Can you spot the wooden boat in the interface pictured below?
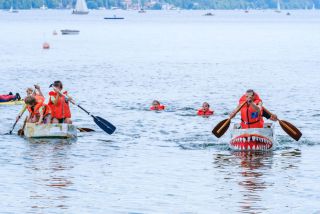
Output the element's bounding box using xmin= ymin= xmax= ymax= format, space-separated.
xmin=61 ymin=30 xmax=80 ymax=35
xmin=230 ymin=123 xmax=275 ymax=151
xmin=24 ymin=123 xmax=77 ymax=138
xmin=0 ymin=100 xmax=24 ymax=105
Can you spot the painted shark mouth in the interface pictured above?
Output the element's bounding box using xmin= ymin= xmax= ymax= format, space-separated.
xmin=230 ymin=134 xmax=273 ymax=151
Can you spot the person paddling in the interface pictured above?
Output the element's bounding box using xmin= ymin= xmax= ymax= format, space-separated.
xmin=150 ymin=100 xmax=165 ymax=111
xmin=16 ymin=85 xmax=45 ymax=121
xmin=48 ymin=81 xmax=72 ymax=124
xmin=25 ymin=96 xmax=51 ymax=125
xmin=197 ymin=102 xmax=214 ymax=116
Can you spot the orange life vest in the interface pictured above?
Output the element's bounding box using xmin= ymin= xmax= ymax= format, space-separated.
xmin=35 ymin=94 xmax=45 ymax=103
xmin=197 ymin=109 xmax=214 ymax=116
xmin=150 ymin=105 xmax=165 ymax=111
xmin=48 ymin=91 xmax=71 ymax=119
xmin=239 ymin=93 xmax=264 ymax=129
xmin=27 ymin=103 xmax=51 ymax=117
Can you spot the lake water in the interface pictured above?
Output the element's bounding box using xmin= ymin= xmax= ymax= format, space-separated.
xmin=0 ymin=9 xmax=320 ymax=213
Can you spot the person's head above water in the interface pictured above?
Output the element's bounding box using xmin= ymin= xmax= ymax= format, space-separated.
xmin=202 ymin=102 xmax=210 ymax=111
xmin=152 ymin=100 xmax=161 ymax=107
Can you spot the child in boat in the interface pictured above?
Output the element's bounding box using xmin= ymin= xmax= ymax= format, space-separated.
xmin=48 ymin=81 xmax=73 ymax=124
xmin=16 ymin=85 xmax=45 ymax=121
xmin=25 ymin=96 xmax=51 ymax=125
xmin=150 ymin=100 xmax=165 ymax=111
xmin=197 ymin=102 xmax=214 ymax=116
xmin=0 ymin=92 xmax=21 ymax=102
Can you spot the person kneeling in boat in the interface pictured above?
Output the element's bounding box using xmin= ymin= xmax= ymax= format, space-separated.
xmin=25 ymin=96 xmax=51 ymax=125
xmin=16 ymin=85 xmax=45 ymax=121
xmin=197 ymin=102 xmax=214 ymax=116
xmin=231 ymin=89 xmax=264 ymax=129
xmin=48 ymin=81 xmax=72 ymax=124
xmin=150 ymin=100 xmax=165 ymax=111
xmin=0 ymin=92 xmax=21 ymax=102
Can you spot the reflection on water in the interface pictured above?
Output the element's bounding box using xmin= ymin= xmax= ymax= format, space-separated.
xmin=25 ymin=139 xmax=75 ymax=212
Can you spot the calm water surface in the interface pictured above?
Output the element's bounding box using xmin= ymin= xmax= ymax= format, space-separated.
xmin=0 ymin=10 xmax=320 ymax=213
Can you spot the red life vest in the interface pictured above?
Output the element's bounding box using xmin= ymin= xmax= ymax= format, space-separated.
xmin=197 ymin=109 xmax=214 ymax=116
xmin=48 ymin=91 xmax=71 ymax=119
xmin=35 ymin=95 xmax=45 ymax=103
xmin=27 ymin=103 xmax=51 ymax=117
xmin=239 ymin=93 xmax=264 ymax=129
xmin=150 ymin=105 xmax=165 ymax=111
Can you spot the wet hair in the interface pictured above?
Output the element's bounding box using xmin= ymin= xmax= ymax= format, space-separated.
xmin=25 ymin=96 xmax=36 ymax=106
xmin=203 ymin=102 xmax=210 ymax=108
xmin=53 ymin=80 xmax=63 ymax=89
xmin=246 ymin=89 xmax=254 ymax=94
xmin=26 ymin=88 xmax=33 ymax=93
xmin=152 ymin=100 xmax=160 ymax=105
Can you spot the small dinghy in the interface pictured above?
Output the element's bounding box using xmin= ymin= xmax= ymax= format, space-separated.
xmin=24 ymin=123 xmax=77 ymax=139
xmin=230 ymin=123 xmax=275 ymax=151
xmin=61 ymin=29 xmax=80 ymax=35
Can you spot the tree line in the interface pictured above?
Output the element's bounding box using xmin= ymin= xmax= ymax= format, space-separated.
xmin=0 ymin=0 xmax=318 ymax=10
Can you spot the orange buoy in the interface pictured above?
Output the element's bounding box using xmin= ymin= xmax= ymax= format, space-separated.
xmin=42 ymin=42 xmax=50 ymax=49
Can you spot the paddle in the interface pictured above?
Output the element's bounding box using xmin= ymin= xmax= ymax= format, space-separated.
xmin=263 ymin=107 xmax=302 ymax=141
xmin=6 ymin=118 xmax=20 ymax=135
xmin=18 ymin=116 xmax=28 ymax=136
xmin=52 ymin=88 xmax=116 ymax=135
xmin=212 ymin=102 xmax=246 ymax=138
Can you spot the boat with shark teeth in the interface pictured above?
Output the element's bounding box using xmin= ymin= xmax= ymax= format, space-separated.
xmin=230 ymin=123 xmax=275 ymax=151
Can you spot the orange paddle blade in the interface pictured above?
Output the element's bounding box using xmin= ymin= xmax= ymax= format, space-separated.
xmin=279 ymin=120 xmax=302 ymax=141
xmin=212 ymin=119 xmax=231 ymax=138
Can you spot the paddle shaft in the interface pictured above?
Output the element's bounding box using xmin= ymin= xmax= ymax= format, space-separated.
xmin=263 ymin=107 xmax=298 ymax=135
xmin=217 ymin=102 xmax=246 ymax=134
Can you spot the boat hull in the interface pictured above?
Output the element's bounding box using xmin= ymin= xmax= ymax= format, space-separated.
xmin=72 ymin=11 xmax=89 ymax=15
xmin=0 ymin=100 xmax=24 ymax=105
xmin=24 ymin=123 xmax=77 ymax=139
xmin=230 ymin=123 xmax=275 ymax=151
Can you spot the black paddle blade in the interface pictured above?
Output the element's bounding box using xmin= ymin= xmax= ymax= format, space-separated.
xmin=77 ymin=127 xmax=95 ymax=132
xmin=279 ymin=120 xmax=302 ymax=141
xmin=92 ymin=116 xmax=116 ymax=135
xmin=212 ymin=119 xmax=230 ymax=138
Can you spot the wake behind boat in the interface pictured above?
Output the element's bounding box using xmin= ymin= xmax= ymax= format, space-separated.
xmin=24 ymin=123 xmax=77 ymax=138
xmin=230 ymin=123 xmax=275 ymax=151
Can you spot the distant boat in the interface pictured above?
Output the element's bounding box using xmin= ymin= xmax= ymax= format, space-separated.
xmin=138 ymin=8 xmax=146 ymax=13
xmin=40 ymin=4 xmax=48 ymax=10
xmin=72 ymin=0 xmax=89 ymax=15
xmin=61 ymin=29 xmax=80 ymax=35
xmin=275 ymin=0 xmax=281 ymax=13
xmin=9 ymin=6 xmax=19 ymax=13
xmin=204 ymin=12 xmax=214 ymax=16
xmin=104 ymin=15 xmax=124 ymax=20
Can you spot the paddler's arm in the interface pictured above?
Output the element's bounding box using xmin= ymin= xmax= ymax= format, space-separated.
xmin=34 ymin=85 xmax=44 ymax=97
xmin=36 ymin=107 xmax=44 ymax=125
xmin=248 ymin=100 xmax=261 ymax=114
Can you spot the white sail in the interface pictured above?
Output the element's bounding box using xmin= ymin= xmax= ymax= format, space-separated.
xmin=277 ymin=0 xmax=281 ymax=11
xmin=73 ymin=0 xmax=89 ymax=14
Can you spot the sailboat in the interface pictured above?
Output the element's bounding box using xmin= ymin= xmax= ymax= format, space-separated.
xmin=275 ymin=0 xmax=281 ymax=13
xmin=72 ymin=0 xmax=89 ymax=14
xmin=40 ymin=0 xmax=48 ymax=10
xmin=9 ymin=0 xmax=18 ymax=13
